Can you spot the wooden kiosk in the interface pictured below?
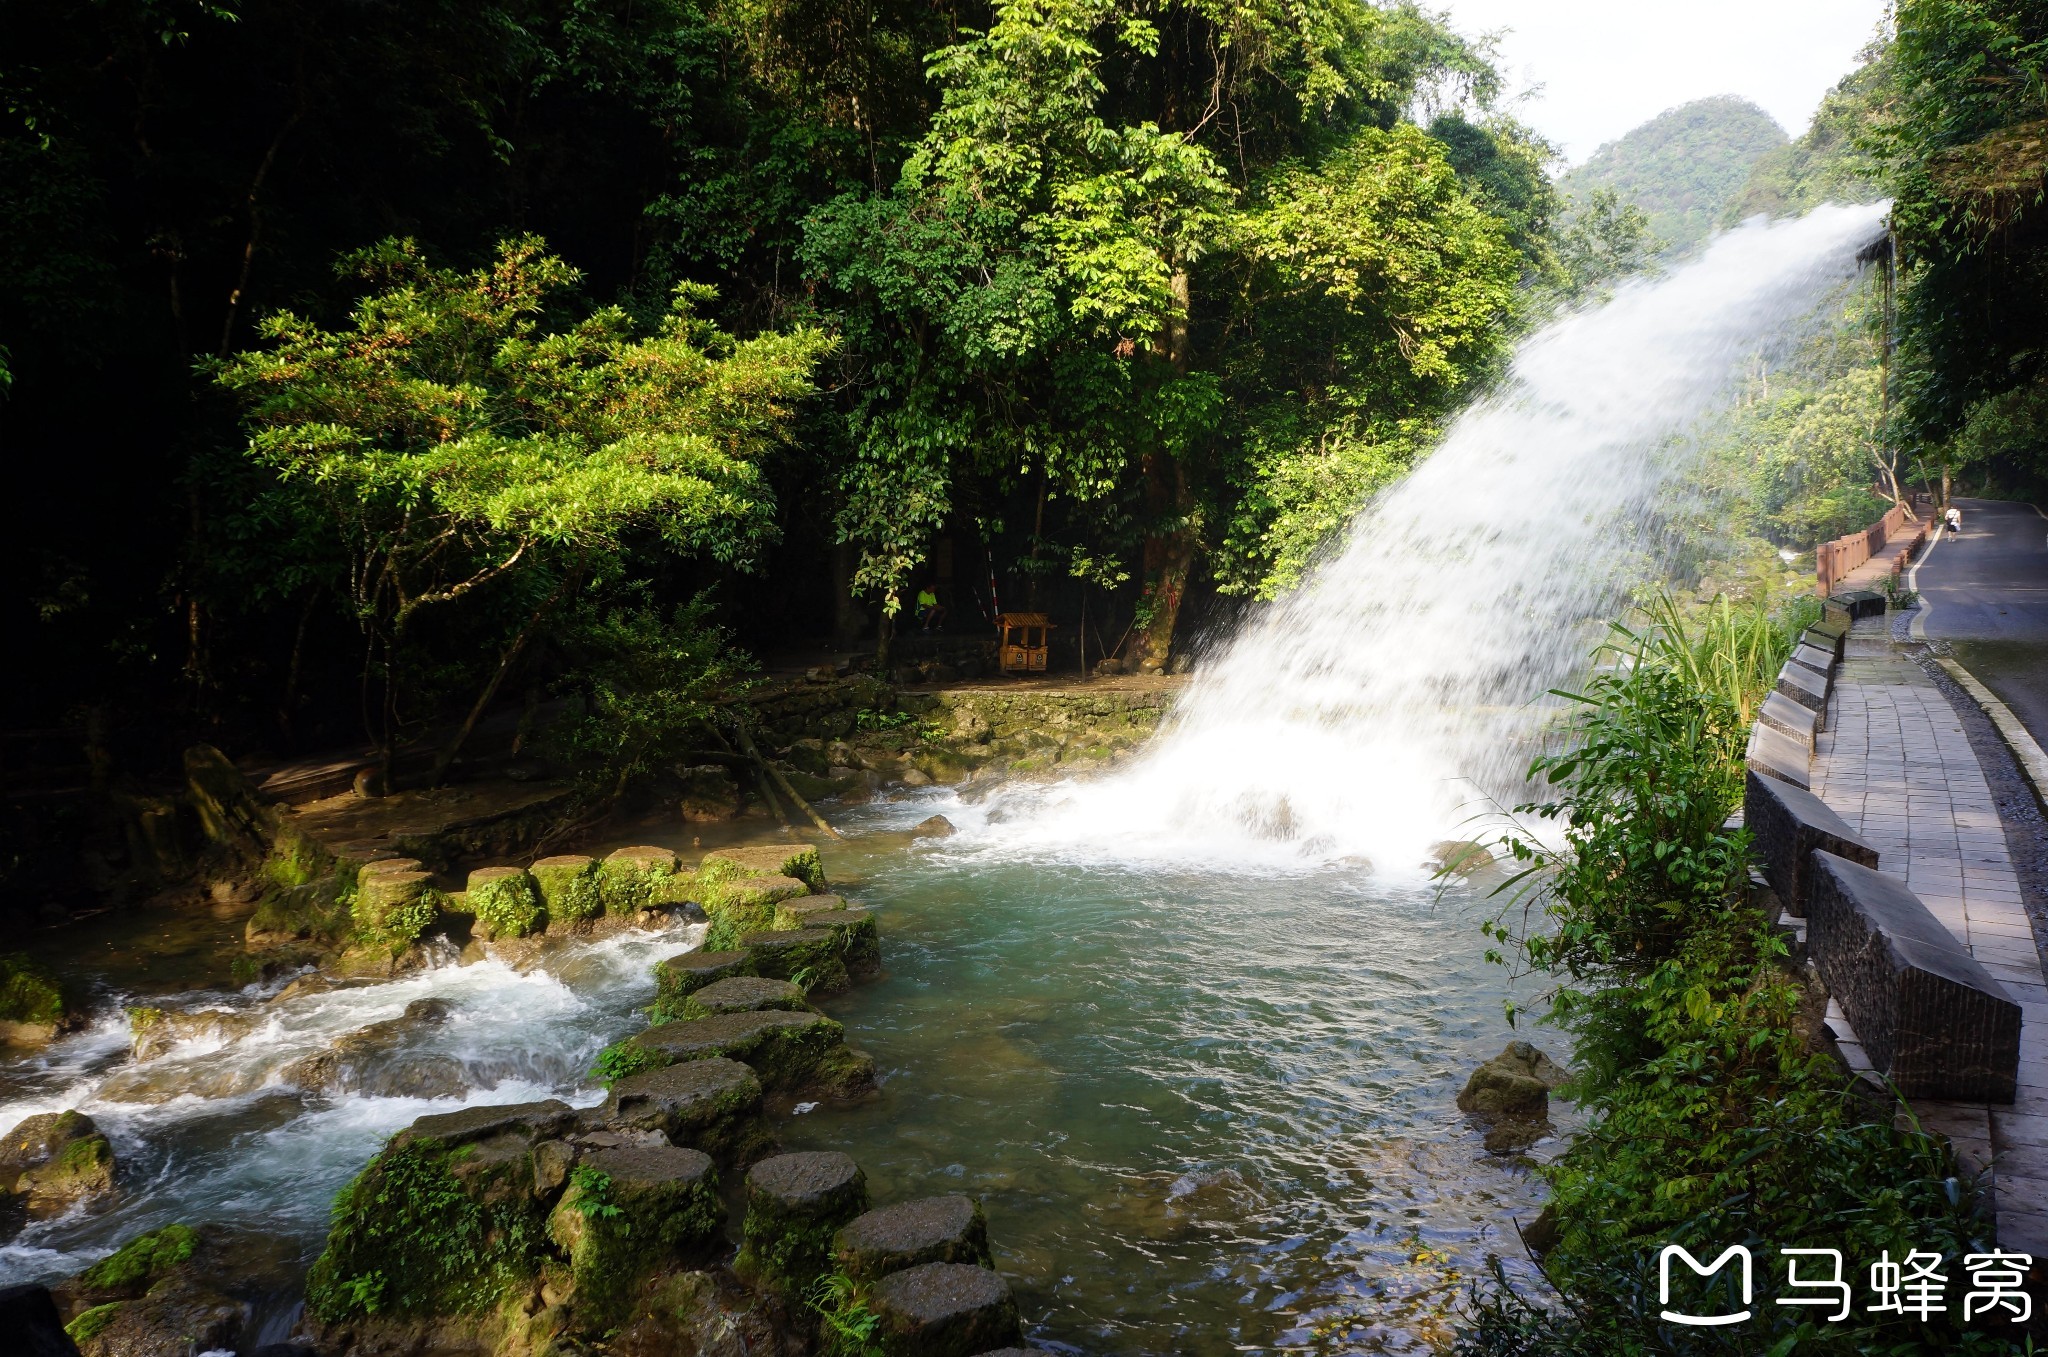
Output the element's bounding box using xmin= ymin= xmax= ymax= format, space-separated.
xmin=995 ymin=612 xmax=1053 ymax=675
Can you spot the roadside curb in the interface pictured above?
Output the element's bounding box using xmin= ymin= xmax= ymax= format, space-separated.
xmin=1936 ymin=655 xmax=2048 ymax=813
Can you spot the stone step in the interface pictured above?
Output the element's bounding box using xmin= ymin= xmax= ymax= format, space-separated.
xmin=625 ymin=1009 xmax=875 ymax=1098
xmin=738 ymin=1150 xmax=869 ymax=1292
xmin=600 ymin=1057 xmax=769 ymax=1161
xmin=835 ymin=1195 xmax=993 ymax=1282
xmin=680 ymin=975 xmax=808 ymax=1018
xmin=656 ymin=949 xmax=750 ymax=1000
xmin=867 ymin=1262 xmax=1022 ymax=1357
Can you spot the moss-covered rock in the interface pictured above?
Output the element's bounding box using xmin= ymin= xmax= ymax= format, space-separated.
xmin=741 ymin=927 xmax=848 ymax=995
xmin=127 ymin=1005 xmax=257 ymax=1062
xmin=700 ymin=874 xmax=812 ymax=952
xmin=679 ymin=975 xmax=807 ymax=1019
xmin=72 ymin=1222 xmax=198 ymax=1296
xmin=307 ymin=1101 xmax=576 ymax=1323
xmin=625 ymin=1010 xmax=874 ymax=1098
xmin=529 ymin=854 xmax=603 ymax=926
xmin=0 ymin=953 xmax=69 ymax=1045
xmin=546 ymin=1146 xmax=722 ymax=1332
xmin=701 ymin=842 xmax=825 ymax=891
xmin=736 ymin=1151 xmax=868 ymax=1294
xmin=655 ymin=949 xmax=750 ymax=1003
xmin=598 ymin=845 xmax=682 ymax=914
xmin=771 ymin=893 xmax=847 ymax=929
xmin=351 ymin=859 xmax=442 ymax=945
xmin=0 ymin=1110 xmax=116 ymax=1216
xmin=601 ymin=1057 xmax=772 ymax=1162
xmin=786 ymin=907 xmax=881 ymax=980
xmin=466 ymin=866 xmax=544 ymax=939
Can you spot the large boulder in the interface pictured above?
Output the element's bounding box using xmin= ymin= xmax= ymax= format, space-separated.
xmin=0 ymin=1112 xmax=116 ymax=1220
xmin=737 ymin=1151 xmax=868 ymax=1293
xmin=866 ymin=1263 xmax=1022 ymax=1357
xmin=834 ymin=1195 xmax=992 ymax=1283
xmin=127 ymin=1005 xmax=258 ymax=1062
xmin=53 ymin=1223 xmax=299 ymax=1357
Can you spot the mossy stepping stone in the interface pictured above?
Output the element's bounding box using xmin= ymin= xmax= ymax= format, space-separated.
xmin=834 ymin=1195 xmax=992 ymax=1282
xmin=599 ymin=846 xmax=682 ymax=913
xmin=741 ymin=928 xmax=847 ymax=993
xmin=352 ymin=866 xmax=439 ymax=943
xmin=466 ymin=866 xmax=543 ymax=939
xmin=867 ymin=1262 xmax=1021 ymax=1357
xmin=701 ymin=875 xmax=813 ymax=950
xmin=548 ymin=1143 xmax=722 ymax=1330
xmin=530 ymin=855 xmax=603 ymax=925
xmin=772 ymin=893 xmax=847 ymax=928
xmin=788 ymin=907 xmax=880 ymax=979
xmin=626 ymin=1010 xmax=853 ymax=1093
xmin=602 ymin=1057 xmax=767 ymax=1160
xmin=738 ymin=1151 xmax=868 ymax=1292
xmin=681 ymin=976 xmax=807 ymax=1019
xmin=655 ymin=949 xmax=749 ymax=1001
xmin=397 ymin=1098 xmax=578 ymax=1150
xmin=701 ymin=843 xmax=825 ymax=891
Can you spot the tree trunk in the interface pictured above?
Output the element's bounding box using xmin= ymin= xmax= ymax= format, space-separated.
xmin=429 ymin=572 xmax=575 ymax=787
xmin=1134 ymin=267 xmax=1197 ymax=672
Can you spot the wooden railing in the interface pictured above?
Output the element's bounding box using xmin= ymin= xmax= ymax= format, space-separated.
xmin=1815 ymin=495 xmax=1932 ymax=597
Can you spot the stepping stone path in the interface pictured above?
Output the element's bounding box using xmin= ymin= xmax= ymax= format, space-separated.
xmin=681 ymin=975 xmax=807 ymax=1018
xmin=867 ymin=1262 xmax=1022 ymax=1357
xmin=601 ymin=1057 xmax=768 ymax=1160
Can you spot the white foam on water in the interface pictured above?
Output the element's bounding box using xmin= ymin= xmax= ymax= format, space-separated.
xmin=956 ymin=203 xmax=1889 ymax=873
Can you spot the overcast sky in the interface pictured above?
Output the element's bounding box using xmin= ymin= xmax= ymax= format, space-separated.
xmin=1432 ymin=1 xmax=1890 ymax=164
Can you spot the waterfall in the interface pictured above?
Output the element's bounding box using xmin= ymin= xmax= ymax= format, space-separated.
xmin=976 ymin=203 xmax=1890 ymax=871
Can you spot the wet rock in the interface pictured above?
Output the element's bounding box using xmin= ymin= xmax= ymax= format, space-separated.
xmin=128 ymin=1005 xmax=258 ymax=1062
xmin=352 ymin=767 xmax=388 ymax=799
xmin=678 ymin=764 xmax=741 ymax=823
xmin=530 ymin=854 xmax=605 ymax=927
xmin=901 ymin=769 xmax=934 ymax=788
xmin=627 ymin=1011 xmax=875 ymax=1099
xmin=912 ymin=815 xmax=957 ymax=839
xmin=782 ymin=740 xmax=830 ymax=776
xmin=0 ymin=1111 xmax=116 ymax=1219
xmin=681 ymin=976 xmax=808 ymax=1018
xmin=56 ymin=1223 xmax=300 ymax=1357
xmin=94 ymin=1063 xmax=269 ymax=1106
xmin=867 ymin=1262 xmax=1021 ymax=1357
xmin=602 ymin=1057 xmax=770 ymax=1162
xmin=741 ymin=928 xmax=848 ymax=995
xmin=656 ymin=949 xmax=750 ymax=1001
xmin=1427 ymin=840 xmax=1493 ymax=876
xmin=0 ymin=1283 xmax=76 ymax=1357
xmin=547 ymin=1144 xmax=722 ymax=1331
xmin=1459 ymin=1041 xmax=1568 ymax=1151
xmin=466 ymin=866 xmax=543 ymax=939
xmin=599 ymin=846 xmax=684 ymax=914
xmin=396 ymin=1098 xmax=578 ymax=1151
xmin=737 ymin=1151 xmax=869 ymax=1292
xmin=280 ymin=999 xmax=464 ymax=1099
xmin=834 ymin=1195 xmax=992 ymax=1282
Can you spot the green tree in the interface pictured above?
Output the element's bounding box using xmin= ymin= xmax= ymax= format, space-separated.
xmin=214 ymin=237 xmax=827 ymax=776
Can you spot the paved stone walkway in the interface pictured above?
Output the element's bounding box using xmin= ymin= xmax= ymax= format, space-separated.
xmin=1809 ymin=618 xmax=2048 ymax=1254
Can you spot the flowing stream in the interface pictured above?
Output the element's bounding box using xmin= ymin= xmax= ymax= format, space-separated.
xmin=0 ymin=204 xmax=1888 ymax=1354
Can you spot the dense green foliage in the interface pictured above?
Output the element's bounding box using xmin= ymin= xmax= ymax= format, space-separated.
xmin=1880 ymin=0 xmax=2048 ymax=496
xmin=0 ymin=953 xmax=66 ymax=1026
xmin=1562 ymin=97 xmax=1789 ymax=252
xmin=1463 ymin=599 xmax=2009 ymax=1355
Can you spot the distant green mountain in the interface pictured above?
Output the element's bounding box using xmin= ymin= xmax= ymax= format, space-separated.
xmin=1721 ymin=61 xmax=1890 ymax=225
xmin=1562 ymin=96 xmax=1790 ymax=251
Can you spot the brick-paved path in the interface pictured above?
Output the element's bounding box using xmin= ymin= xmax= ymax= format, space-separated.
xmin=1810 ymin=619 xmax=2048 ymax=1255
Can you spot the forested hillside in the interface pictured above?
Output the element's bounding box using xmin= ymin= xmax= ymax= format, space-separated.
xmin=2 ymin=0 xmax=1590 ymax=780
xmin=1562 ymin=95 xmax=1788 ymax=251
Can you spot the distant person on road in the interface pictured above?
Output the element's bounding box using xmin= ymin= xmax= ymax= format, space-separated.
xmin=1946 ymin=505 xmax=1963 ymax=537
xmin=916 ymin=584 xmax=946 ymax=633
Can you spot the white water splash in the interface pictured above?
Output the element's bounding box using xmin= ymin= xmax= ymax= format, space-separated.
xmin=974 ymin=203 xmax=1889 ymax=872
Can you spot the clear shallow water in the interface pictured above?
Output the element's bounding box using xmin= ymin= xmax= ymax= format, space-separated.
xmin=783 ymin=791 xmax=1553 ymax=1355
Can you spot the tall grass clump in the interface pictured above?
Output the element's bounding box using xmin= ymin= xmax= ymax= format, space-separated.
xmin=1461 ymin=594 xmax=2005 ymax=1356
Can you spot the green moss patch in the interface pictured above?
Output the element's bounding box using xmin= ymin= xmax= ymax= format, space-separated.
xmin=66 ymin=1302 xmax=123 ymax=1344
xmin=78 ymin=1222 xmax=198 ymax=1294
xmin=467 ymin=867 xmax=544 ymax=939
xmin=0 ymin=953 xmax=65 ymax=1026
xmin=530 ymin=856 xmax=604 ymax=925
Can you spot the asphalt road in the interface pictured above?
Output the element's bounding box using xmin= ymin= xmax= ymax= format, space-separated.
xmin=1911 ymin=496 xmax=2048 ymax=745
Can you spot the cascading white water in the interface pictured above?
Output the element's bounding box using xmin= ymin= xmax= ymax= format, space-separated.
xmin=973 ymin=203 xmax=1889 ymax=872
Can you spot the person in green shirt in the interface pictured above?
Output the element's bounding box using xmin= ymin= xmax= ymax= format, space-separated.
xmin=915 ymin=584 xmax=946 ymax=633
